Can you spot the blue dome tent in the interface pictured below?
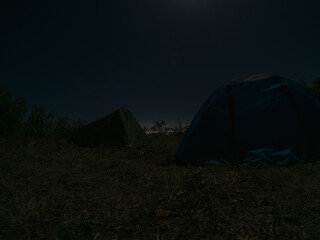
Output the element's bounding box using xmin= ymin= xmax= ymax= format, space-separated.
xmin=175 ymin=74 xmax=320 ymax=167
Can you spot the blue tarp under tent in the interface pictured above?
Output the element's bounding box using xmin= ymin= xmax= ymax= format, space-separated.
xmin=175 ymin=74 xmax=320 ymax=167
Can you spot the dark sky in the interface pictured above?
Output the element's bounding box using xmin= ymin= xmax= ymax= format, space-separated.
xmin=1 ymin=0 xmax=320 ymax=127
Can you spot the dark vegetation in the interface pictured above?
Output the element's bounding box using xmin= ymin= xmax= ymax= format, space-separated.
xmin=0 ymin=85 xmax=84 ymax=142
xmin=0 ymin=80 xmax=320 ymax=240
xmin=300 ymin=77 xmax=320 ymax=99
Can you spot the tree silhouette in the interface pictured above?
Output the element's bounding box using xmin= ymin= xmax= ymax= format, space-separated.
xmin=150 ymin=120 xmax=167 ymax=133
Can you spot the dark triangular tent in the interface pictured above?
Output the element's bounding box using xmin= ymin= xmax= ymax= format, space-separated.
xmin=175 ymin=74 xmax=320 ymax=167
xmin=70 ymin=108 xmax=149 ymax=147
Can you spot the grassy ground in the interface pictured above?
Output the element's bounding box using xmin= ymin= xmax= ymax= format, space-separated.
xmin=0 ymin=135 xmax=320 ymax=240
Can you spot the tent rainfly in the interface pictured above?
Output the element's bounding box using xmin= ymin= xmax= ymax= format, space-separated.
xmin=175 ymin=74 xmax=320 ymax=167
xmin=70 ymin=108 xmax=149 ymax=147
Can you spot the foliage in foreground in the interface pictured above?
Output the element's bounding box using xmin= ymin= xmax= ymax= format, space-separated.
xmin=0 ymin=135 xmax=319 ymax=240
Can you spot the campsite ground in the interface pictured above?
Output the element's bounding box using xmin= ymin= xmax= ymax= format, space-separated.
xmin=0 ymin=135 xmax=320 ymax=240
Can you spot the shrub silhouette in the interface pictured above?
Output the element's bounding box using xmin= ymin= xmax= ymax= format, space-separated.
xmin=24 ymin=104 xmax=85 ymax=139
xmin=301 ymin=76 xmax=320 ymax=98
xmin=54 ymin=116 xmax=84 ymax=139
xmin=0 ymin=85 xmax=28 ymax=138
xmin=0 ymin=84 xmax=84 ymax=140
xmin=150 ymin=120 xmax=167 ymax=133
xmin=24 ymin=103 xmax=55 ymax=138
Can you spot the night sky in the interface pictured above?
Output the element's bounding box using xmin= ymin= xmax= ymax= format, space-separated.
xmin=1 ymin=0 xmax=320 ymax=127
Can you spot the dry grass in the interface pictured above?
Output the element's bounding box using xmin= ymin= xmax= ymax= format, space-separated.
xmin=0 ymin=135 xmax=320 ymax=240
